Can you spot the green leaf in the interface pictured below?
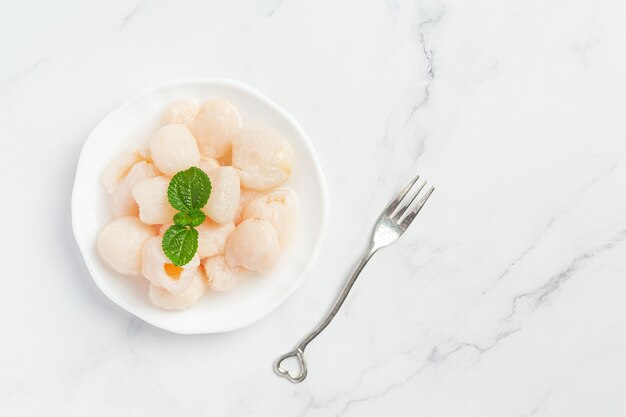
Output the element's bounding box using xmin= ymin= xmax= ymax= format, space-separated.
xmin=173 ymin=210 xmax=206 ymax=227
xmin=188 ymin=209 xmax=206 ymax=227
xmin=167 ymin=167 xmax=212 ymax=213
xmin=173 ymin=212 xmax=191 ymax=226
xmin=162 ymin=225 xmax=199 ymax=266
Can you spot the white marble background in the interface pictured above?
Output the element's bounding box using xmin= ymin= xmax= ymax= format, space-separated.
xmin=2 ymin=0 xmax=626 ymax=415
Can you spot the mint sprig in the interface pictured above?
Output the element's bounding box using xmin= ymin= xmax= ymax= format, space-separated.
xmin=162 ymin=167 xmax=211 ymax=266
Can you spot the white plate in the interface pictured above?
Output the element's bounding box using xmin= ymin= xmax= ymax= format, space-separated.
xmin=72 ymin=79 xmax=329 ymax=334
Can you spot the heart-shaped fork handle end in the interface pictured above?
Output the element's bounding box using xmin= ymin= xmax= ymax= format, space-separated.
xmin=274 ymin=348 xmax=307 ymax=383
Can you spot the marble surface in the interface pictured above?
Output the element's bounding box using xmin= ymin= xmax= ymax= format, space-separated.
xmin=2 ymin=0 xmax=626 ymax=415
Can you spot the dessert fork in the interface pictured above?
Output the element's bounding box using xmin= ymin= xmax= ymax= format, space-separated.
xmin=274 ymin=174 xmax=434 ymax=383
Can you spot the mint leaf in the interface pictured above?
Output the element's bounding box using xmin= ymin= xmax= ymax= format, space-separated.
xmin=162 ymin=225 xmax=199 ymax=266
xmin=188 ymin=209 xmax=205 ymax=227
xmin=173 ymin=210 xmax=206 ymax=227
xmin=173 ymin=212 xmax=192 ymax=226
xmin=167 ymin=167 xmax=211 ymax=213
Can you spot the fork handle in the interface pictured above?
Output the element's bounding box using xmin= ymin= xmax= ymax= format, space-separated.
xmin=297 ymin=242 xmax=377 ymax=349
xmin=274 ymin=242 xmax=378 ymax=383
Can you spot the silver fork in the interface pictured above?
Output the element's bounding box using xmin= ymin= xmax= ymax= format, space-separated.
xmin=274 ymin=174 xmax=435 ymax=383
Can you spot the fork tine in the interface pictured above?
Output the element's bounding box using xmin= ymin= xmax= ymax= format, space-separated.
xmin=384 ymin=174 xmax=420 ymax=215
xmin=393 ymin=180 xmax=426 ymax=220
xmin=399 ymin=186 xmax=435 ymax=229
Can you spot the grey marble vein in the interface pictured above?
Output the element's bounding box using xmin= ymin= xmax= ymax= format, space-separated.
xmin=405 ymin=6 xmax=444 ymax=123
xmin=506 ymin=229 xmax=626 ymax=320
xmin=484 ymin=162 xmax=619 ymax=294
xmin=118 ymin=0 xmax=146 ymax=29
xmin=266 ymin=0 xmax=285 ymax=17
